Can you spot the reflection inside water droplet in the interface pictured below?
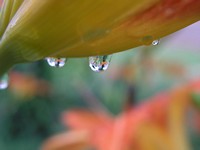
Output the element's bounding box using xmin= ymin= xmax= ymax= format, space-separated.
xmin=152 ymin=39 xmax=160 ymax=46
xmin=46 ymin=57 xmax=66 ymax=68
xmin=0 ymin=74 xmax=9 ymax=90
xmin=89 ymin=55 xmax=112 ymax=72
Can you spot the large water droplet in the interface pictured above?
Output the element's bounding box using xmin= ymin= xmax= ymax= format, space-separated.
xmin=0 ymin=74 xmax=9 ymax=90
xmin=89 ymin=55 xmax=112 ymax=72
xmin=46 ymin=57 xmax=66 ymax=68
xmin=152 ymin=39 xmax=160 ymax=46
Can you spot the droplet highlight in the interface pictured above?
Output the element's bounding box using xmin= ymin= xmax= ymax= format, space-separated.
xmin=0 ymin=74 xmax=9 ymax=90
xmin=89 ymin=55 xmax=112 ymax=72
xmin=152 ymin=39 xmax=160 ymax=46
xmin=46 ymin=57 xmax=66 ymax=68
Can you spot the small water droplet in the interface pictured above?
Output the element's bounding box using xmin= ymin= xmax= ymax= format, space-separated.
xmin=0 ymin=74 xmax=9 ymax=90
xmin=89 ymin=55 xmax=112 ymax=72
xmin=152 ymin=39 xmax=160 ymax=46
xmin=46 ymin=57 xmax=66 ymax=68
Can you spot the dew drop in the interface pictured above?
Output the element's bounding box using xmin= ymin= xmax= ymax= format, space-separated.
xmin=89 ymin=55 xmax=112 ymax=72
xmin=152 ymin=39 xmax=160 ymax=46
xmin=46 ymin=57 xmax=66 ymax=68
xmin=0 ymin=74 xmax=9 ymax=90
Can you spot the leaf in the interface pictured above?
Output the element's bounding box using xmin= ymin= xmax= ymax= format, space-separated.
xmin=0 ymin=0 xmax=200 ymax=75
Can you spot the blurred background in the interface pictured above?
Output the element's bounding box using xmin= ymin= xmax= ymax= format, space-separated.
xmin=0 ymin=20 xmax=200 ymax=150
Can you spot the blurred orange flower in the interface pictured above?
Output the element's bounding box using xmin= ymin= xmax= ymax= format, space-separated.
xmin=41 ymin=80 xmax=200 ymax=150
xmin=9 ymin=72 xmax=51 ymax=99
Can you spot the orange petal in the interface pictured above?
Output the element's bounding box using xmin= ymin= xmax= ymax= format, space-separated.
xmin=62 ymin=109 xmax=112 ymax=130
xmin=41 ymin=130 xmax=90 ymax=150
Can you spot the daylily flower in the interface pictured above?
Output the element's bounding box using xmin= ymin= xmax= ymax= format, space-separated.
xmin=41 ymin=80 xmax=200 ymax=150
xmin=0 ymin=0 xmax=200 ymax=75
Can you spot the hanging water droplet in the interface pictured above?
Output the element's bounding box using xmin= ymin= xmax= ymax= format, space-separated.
xmin=0 ymin=74 xmax=9 ymax=90
xmin=89 ymin=55 xmax=112 ymax=72
xmin=152 ymin=39 xmax=160 ymax=46
xmin=46 ymin=57 xmax=66 ymax=68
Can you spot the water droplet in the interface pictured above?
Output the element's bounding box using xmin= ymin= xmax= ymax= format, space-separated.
xmin=46 ymin=57 xmax=66 ymax=68
xmin=0 ymin=74 xmax=9 ymax=90
xmin=89 ymin=55 xmax=112 ymax=72
xmin=152 ymin=39 xmax=160 ymax=46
